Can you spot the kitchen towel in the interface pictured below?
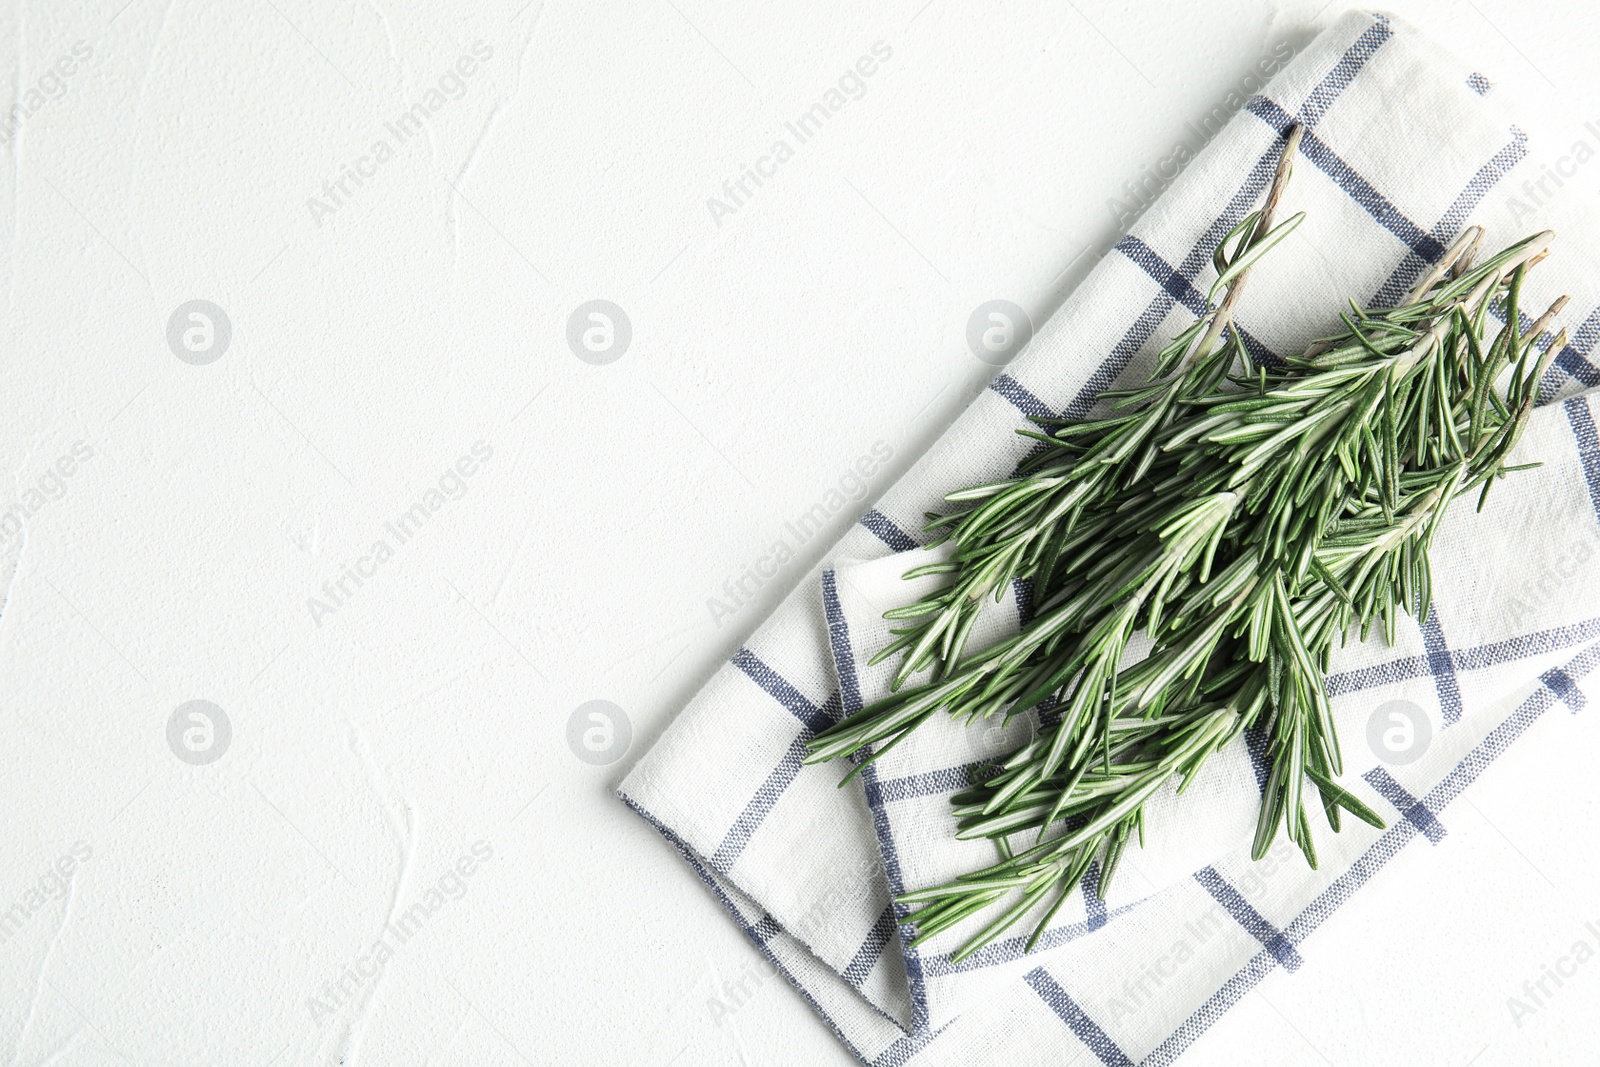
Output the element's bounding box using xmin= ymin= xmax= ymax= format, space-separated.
xmin=620 ymin=10 xmax=1600 ymax=1064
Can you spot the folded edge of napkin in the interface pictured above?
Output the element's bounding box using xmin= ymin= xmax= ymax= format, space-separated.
xmin=617 ymin=7 xmax=1600 ymax=1063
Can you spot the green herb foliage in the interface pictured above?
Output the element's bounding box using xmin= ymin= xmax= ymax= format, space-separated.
xmin=806 ymin=127 xmax=1568 ymax=961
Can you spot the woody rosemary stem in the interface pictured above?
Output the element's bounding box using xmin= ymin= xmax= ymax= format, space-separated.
xmin=805 ymin=125 xmax=1570 ymax=962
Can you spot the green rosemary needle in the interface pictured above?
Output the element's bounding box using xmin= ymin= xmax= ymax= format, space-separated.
xmin=805 ymin=126 xmax=1569 ymax=961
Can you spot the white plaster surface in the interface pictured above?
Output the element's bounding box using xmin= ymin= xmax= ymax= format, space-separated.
xmin=2 ymin=1 xmax=1598 ymax=1064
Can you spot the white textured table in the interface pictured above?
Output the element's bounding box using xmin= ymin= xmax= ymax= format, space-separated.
xmin=2 ymin=1 xmax=1597 ymax=1063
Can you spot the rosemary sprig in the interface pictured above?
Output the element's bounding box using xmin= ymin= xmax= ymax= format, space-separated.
xmin=805 ymin=127 xmax=1568 ymax=961
xmin=864 ymin=130 xmax=1310 ymax=698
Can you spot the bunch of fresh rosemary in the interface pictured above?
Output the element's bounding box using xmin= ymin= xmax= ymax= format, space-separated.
xmin=806 ymin=127 xmax=1569 ymax=961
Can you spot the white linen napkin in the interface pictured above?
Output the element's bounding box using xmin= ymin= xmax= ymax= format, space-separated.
xmin=620 ymin=10 xmax=1600 ymax=1063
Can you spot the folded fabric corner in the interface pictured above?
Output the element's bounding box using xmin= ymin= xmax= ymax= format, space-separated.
xmin=619 ymin=8 xmax=1600 ymax=1064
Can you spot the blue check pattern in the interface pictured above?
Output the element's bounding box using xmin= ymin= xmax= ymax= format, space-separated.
xmin=621 ymin=12 xmax=1600 ymax=1065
